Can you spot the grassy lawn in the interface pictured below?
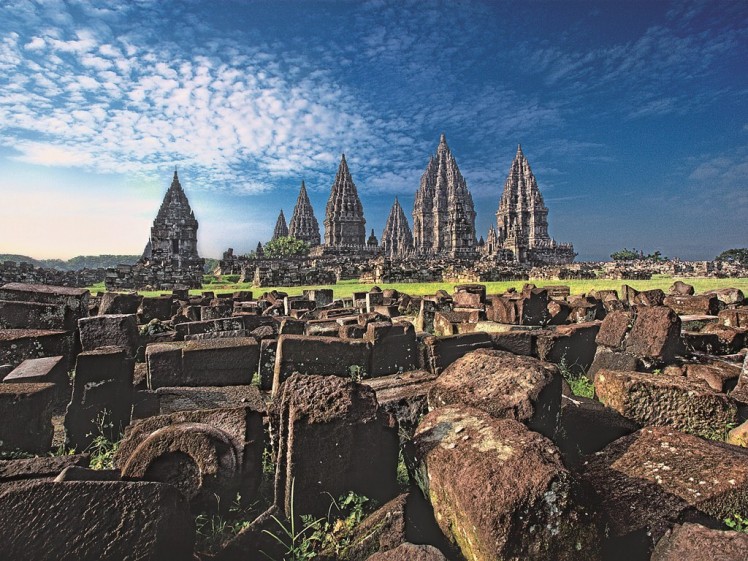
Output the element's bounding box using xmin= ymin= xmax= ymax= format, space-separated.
xmin=88 ymin=274 xmax=748 ymax=299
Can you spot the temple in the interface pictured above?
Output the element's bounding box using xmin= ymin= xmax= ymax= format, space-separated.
xmin=486 ymin=145 xmax=575 ymax=264
xmin=380 ymin=197 xmax=413 ymax=258
xmin=323 ymin=154 xmax=367 ymax=248
xmin=288 ymin=181 xmax=320 ymax=247
xmin=272 ymin=210 xmax=288 ymax=240
xmin=412 ymin=134 xmax=476 ymax=257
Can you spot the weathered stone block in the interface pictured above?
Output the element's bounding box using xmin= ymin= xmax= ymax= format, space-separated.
xmin=273 ymin=374 xmax=398 ymax=518
xmin=115 ymin=406 xmax=263 ymax=509
xmin=651 ymin=522 xmax=748 ymax=561
xmin=0 ymin=454 xmax=89 ymax=482
xmin=594 ymin=369 xmax=737 ymax=438
xmin=422 ymin=332 xmax=494 ymax=375
xmin=366 ymin=321 xmax=417 ymax=377
xmin=79 ymin=314 xmax=140 ymax=358
xmin=3 ymin=355 xmax=69 ymax=405
xmin=363 ymin=370 xmax=437 ymax=432
xmin=535 ymin=322 xmax=600 ymax=375
xmin=594 ymin=310 xmax=632 ymax=350
xmin=518 ymin=287 xmax=549 ymax=325
xmin=0 ymin=383 xmax=55 ymax=453
xmin=0 ymin=283 xmax=89 ymax=330
xmin=182 ymin=337 xmax=259 ymax=386
xmin=718 ymin=308 xmax=748 ymax=328
xmin=581 ymin=426 xmax=748 ymax=554
xmin=65 ymin=347 xmax=134 ymax=450
xmin=625 ymin=306 xmax=681 ymax=363
xmin=0 ymin=480 xmax=194 ymax=560
xmin=146 ymin=342 xmax=186 ymax=389
xmin=413 ymin=405 xmax=600 ymax=561
xmin=366 ymin=543 xmax=448 ymax=561
xmin=138 ymin=296 xmax=173 ymax=323
xmin=633 ymin=288 xmax=665 ymax=306
xmin=587 ymin=346 xmax=640 ymax=380
xmin=98 ymin=292 xmax=141 ymax=315
xmin=154 ymin=385 xmax=265 ymax=415
xmin=668 ymin=281 xmax=695 ymax=296
xmin=488 ymin=330 xmax=533 ymax=355
xmin=273 ymin=335 xmax=370 ymax=394
xmin=663 ymin=294 xmax=720 ymax=316
xmin=429 ymin=349 xmax=561 ymax=438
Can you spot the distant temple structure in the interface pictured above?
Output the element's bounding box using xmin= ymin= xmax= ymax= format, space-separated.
xmin=412 ymin=134 xmax=477 ymax=257
xmin=272 ymin=210 xmax=289 ymax=240
xmin=381 ymin=197 xmax=413 ymax=258
xmin=485 ymin=145 xmax=575 ymax=264
xmin=288 ymin=181 xmax=320 ymax=247
xmin=323 ymin=154 xmax=367 ymax=248
xmin=107 ymin=170 xmax=204 ymax=290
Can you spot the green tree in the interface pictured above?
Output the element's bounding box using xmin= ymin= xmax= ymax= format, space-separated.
xmin=716 ymin=248 xmax=748 ymax=265
xmin=610 ymin=248 xmax=641 ymax=261
xmin=263 ymin=236 xmax=310 ymax=258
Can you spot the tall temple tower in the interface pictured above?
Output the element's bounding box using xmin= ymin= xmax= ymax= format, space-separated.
xmin=323 ymin=154 xmax=366 ymax=247
xmin=381 ymin=197 xmax=413 ymax=258
xmin=412 ymin=134 xmax=476 ymax=256
xmin=288 ymin=180 xmax=320 ymax=246
xmin=272 ymin=209 xmax=289 ymax=240
xmin=143 ymin=170 xmax=203 ymax=270
xmin=494 ymin=145 xmax=574 ymax=264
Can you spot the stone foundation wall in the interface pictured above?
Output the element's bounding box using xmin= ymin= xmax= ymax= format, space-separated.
xmin=0 ymin=261 xmax=106 ymax=287
xmin=105 ymin=262 xmax=203 ymax=291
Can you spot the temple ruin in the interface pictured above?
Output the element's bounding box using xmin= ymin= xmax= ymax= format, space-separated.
xmin=381 ymin=197 xmax=414 ymax=259
xmin=287 ymin=180 xmax=320 ymax=247
xmin=323 ymin=154 xmax=367 ymax=249
xmin=271 ymin=210 xmax=288 ymax=240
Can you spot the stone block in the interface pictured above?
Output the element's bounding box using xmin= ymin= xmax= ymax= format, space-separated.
xmin=413 ymin=405 xmax=600 ymax=561
xmin=64 ymin=347 xmax=134 ymax=450
xmin=488 ymin=330 xmax=534 ymax=355
xmin=684 ymin=361 xmax=741 ymax=393
xmin=3 ymin=355 xmax=69 ymax=406
xmin=651 ymin=522 xmax=748 ymax=561
xmin=366 ymin=321 xmax=417 ymax=377
xmin=115 ymin=406 xmax=263 ymax=509
xmin=366 ymin=543 xmax=448 ymax=561
xmin=595 ymin=310 xmax=633 ymax=350
xmin=182 ymin=337 xmax=259 ymax=386
xmin=718 ymin=308 xmax=748 ymax=328
xmin=535 ymin=321 xmax=600 ymax=375
xmin=668 ymin=281 xmax=695 ymax=295
xmin=625 ymin=306 xmax=681 ymax=363
xmin=146 ymin=342 xmax=186 ymax=389
xmin=138 ymin=296 xmax=173 ymax=323
xmin=587 ymin=346 xmax=640 ymax=380
xmin=518 ymin=288 xmax=549 ymax=325
xmin=272 ymin=335 xmax=371 ymax=394
xmin=259 ymin=338 xmax=278 ymax=391
xmin=154 ymin=385 xmax=265 ymax=415
xmin=0 ymin=329 xmax=74 ymax=370
xmin=704 ymin=287 xmax=744 ymax=305
xmin=422 ymin=332 xmax=494 ymax=375
xmin=594 ymin=369 xmax=737 ymax=438
xmin=429 ymin=349 xmax=561 ymax=438
xmin=366 ymin=292 xmax=384 ymax=312
xmin=363 ymin=370 xmax=437 ymax=432
xmin=79 ymin=314 xmax=140 ymax=358
xmin=273 ymin=374 xmax=398 ymax=518
xmin=581 ymin=426 xmax=748 ymax=555
xmin=0 ymin=300 xmax=68 ymax=330
xmin=0 ymin=480 xmax=193 ymax=560
xmin=0 ymin=383 xmax=55 ymax=453
xmin=0 ymin=283 xmax=89 ymax=330
xmin=0 ymin=454 xmax=89 ymax=482
xmin=98 ymin=292 xmax=142 ymax=315
xmin=432 ymin=310 xmax=479 ymax=336
xmin=303 ymin=289 xmax=334 ymax=307
xmin=663 ymin=294 xmax=720 ymax=316
xmin=633 ymin=288 xmax=665 ymax=306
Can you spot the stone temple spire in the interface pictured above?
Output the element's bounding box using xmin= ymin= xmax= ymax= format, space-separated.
xmin=381 ymin=197 xmax=413 ymax=258
xmin=272 ymin=209 xmax=289 ymax=240
xmin=412 ymin=134 xmax=476 ymax=256
xmin=145 ymin=169 xmax=202 ymax=268
xmin=288 ymin=180 xmax=320 ymax=246
xmin=324 ymin=154 xmax=366 ymax=247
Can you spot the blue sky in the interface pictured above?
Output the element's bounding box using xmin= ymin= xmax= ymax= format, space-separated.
xmin=0 ymin=0 xmax=746 ymax=260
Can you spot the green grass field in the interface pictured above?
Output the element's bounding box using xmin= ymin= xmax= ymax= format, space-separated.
xmin=88 ymin=274 xmax=748 ymax=299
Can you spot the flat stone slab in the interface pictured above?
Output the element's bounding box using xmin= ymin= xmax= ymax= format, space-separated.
xmin=651 ymin=522 xmax=748 ymax=561
xmin=581 ymin=426 xmax=748 ymax=547
xmin=155 ymin=385 xmax=266 ymax=414
xmin=595 ymin=369 xmax=737 ymax=439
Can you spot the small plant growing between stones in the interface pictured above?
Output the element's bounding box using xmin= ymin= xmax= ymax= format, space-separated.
xmin=558 ymin=356 xmax=595 ymax=399
xmin=724 ymin=513 xmax=748 ymax=533
xmin=86 ymin=410 xmax=120 ymax=470
xmin=195 ymin=493 xmax=257 ymax=554
xmin=348 ymin=364 xmax=366 ymax=383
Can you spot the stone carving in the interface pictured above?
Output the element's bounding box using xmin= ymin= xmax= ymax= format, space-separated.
xmin=381 ymin=197 xmax=413 ymax=258
xmin=272 ymin=210 xmax=288 ymax=241
xmin=490 ymin=145 xmax=575 ymax=264
xmin=323 ymin=154 xmax=366 ymax=248
xmin=412 ymin=134 xmax=476 ymax=257
xmin=288 ymin=181 xmax=320 ymax=247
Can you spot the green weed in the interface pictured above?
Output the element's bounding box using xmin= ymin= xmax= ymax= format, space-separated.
xmin=86 ymin=410 xmax=120 ymax=470
xmin=725 ymin=513 xmax=748 ymax=533
xmin=195 ymin=493 xmax=257 ymax=554
xmin=558 ymin=357 xmax=595 ymax=399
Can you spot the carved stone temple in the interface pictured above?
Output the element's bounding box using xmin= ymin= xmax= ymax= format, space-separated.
xmin=107 ymin=170 xmax=204 ymax=290
xmin=288 ymin=181 xmax=320 ymax=247
xmin=323 ymin=154 xmax=367 ymax=248
xmin=272 ymin=210 xmax=289 ymax=240
xmin=380 ymin=197 xmax=413 ymax=258
xmin=412 ymin=134 xmax=477 ymax=257
xmin=485 ymin=145 xmax=575 ymax=264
